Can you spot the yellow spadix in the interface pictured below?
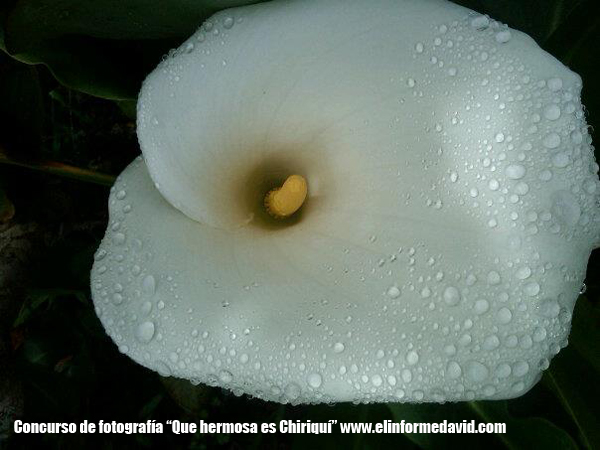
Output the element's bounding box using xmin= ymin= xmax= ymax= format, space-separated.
xmin=264 ymin=175 xmax=308 ymax=219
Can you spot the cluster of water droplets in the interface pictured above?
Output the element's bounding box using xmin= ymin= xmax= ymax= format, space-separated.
xmin=95 ymin=8 xmax=600 ymax=404
xmin=136 ymin=12 xmax=243 ymax=192
xmin=405 ymin=14 xmax=598 ymax=243
xmin=92 ymin=154 xmax=583 ymax=404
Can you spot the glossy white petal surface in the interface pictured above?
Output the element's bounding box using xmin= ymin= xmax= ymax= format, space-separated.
xmin=93 ymin=0 xmax=600 ymax=403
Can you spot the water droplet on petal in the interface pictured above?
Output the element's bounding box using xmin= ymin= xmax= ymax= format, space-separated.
xmin=143 ymin=275 xmax=156 ymax=295
xmin=284 ymin=382 xmax=301 ymax=400
xmin=307 ymin=373 xmax=322 ymax=388
xmin=140 ymin=301 xmax=152 ymax=315
xmin=372 ymin=374 xmax=383 ymax=387
xmin=512 ymin=361 xmax=529 ymax=377
xmin=524 ymin=282 xmax=540 ymax=296
xmin=496 ymin=307 xmax=513 ymax=324
xmin=496 ymin=363 xmax=511 ymax=378
xmin=333 ymin=342 xmax=345 ymax=353
xmin=470 ymin=15 xmax=490 ymax=30
xmin=495 ymin=30 xmax=511 ymax=43
xmin=443 ymin=286 xmax=461 ymax=306
xmin=223 ymin=16 xmax=234 ymax=29
xmin=506 ymin=164 xmax=526 ymax=180
xmin=406 ymin=350 xmax=419 ymax=365
xmin=387 ymin=286 xmax=401 ymax=298
xmin=543 ymin=133 xmax=561 ymax=149
xmin=219 ymin=370 xmax=233 ymax=383
xmin=544 ymin=104 xmax=561 ymax=121
xmin=446 ymin=361 xmax=462 ymax=379
xmin=482 ymin=334 xmax=500 ymax=350
xmin=487 ymin=271 xmax=501 ymax=285
xmin=547 ymin=77 xmax=563 ymax=91
xmin=515 ymin=266 xmax=532 ymax=280
xmin=474 ymin=299 xmax=490 ymax=314
xmin=465 ymin=361 xmax=489 ymax=382
xmin=538 ymin=299 xmax=560 ymax=317
xmin=136 ymin=321 xmax=155 ymax=343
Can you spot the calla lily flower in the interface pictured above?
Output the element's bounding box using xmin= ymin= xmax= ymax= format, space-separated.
xmin=91 ymin=0 xmax=600 ymax=404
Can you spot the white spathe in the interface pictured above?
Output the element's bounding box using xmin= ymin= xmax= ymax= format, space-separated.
xmin=92 ymin=0 xmax=600 ymax=404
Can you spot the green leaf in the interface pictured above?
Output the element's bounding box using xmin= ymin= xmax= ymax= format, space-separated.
xmin=1 ymin=0 xmax=594 ymax=100
xmin=452 ymin=0 xmax=583 ymax=45
xmin=2 ymin=0 xmax=264 ymax=99
xmin=20 ymin=338 xmax=52 ymax=366
xmin=388 ymin=400 xmax=578 ymax=450
xmin=542 ymin=0 xmax=600 ymax=157
xmin=115 ymin=99 xmax=137 ymax=120
xmin=468 ymin=401 xmax=579 ymax=450
xmin=160 ymin=377 xmax=212 ymax=414
xmin=5 ymin=0 xmax=259 ymax=50
xmin=569 ymin=295 xmax=600 ymax=373
xmin=388 ymin=402 xmax=490 ymax=448
xmin=138 ymin=394 xmax=164 ymax=419
xmin=542 ymin=295 xmax=600 ymax=449
xmin=543 ymin=0 xmax=600 ymax=63
xmin=545 ymin=348 xmax=600 ymax=450
xmin=5 ymin=37 xmax=171 ymax=100
xmin=13 ymin=288 xmax=87 ymax=327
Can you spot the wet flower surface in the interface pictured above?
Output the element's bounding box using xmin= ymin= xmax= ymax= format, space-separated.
xmin=92 ymin=0 xmax=600 ymax=403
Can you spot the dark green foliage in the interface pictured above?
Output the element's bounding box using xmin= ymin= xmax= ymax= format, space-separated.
xmin=0 ymin=0 xmax=599 ymax=448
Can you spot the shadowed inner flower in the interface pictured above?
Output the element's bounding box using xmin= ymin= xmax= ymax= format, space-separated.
xmin=228 ymin=151 xmax=336 ymax=231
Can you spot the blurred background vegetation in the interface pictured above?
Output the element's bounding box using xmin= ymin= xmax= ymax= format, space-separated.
xmin=0 ymin=0 xmax=599 ymax=448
